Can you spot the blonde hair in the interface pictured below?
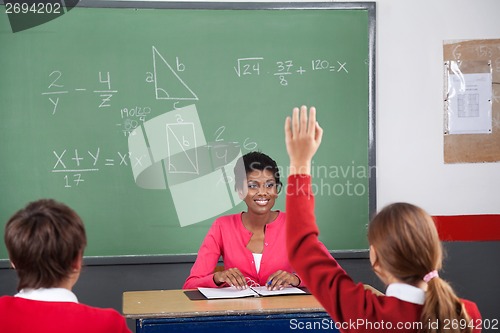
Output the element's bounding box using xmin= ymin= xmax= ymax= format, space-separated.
xmin=367 ymin=203 xmax=471 ymax=333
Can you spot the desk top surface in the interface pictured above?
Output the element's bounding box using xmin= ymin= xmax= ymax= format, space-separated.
xmin=123 ymin=289 xmax=325 ymax=319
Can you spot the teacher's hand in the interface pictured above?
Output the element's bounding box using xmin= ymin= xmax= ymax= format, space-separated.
xmin=266 ymin=270 xmax=300 ymax=291
xmin=213 ymin=267 xmax=248 ymax=289
xmin=284 ymin=105 xmax=323 ymax=176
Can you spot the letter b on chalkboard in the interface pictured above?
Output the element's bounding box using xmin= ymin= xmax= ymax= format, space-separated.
xmin=128 ymin=105 xmax=243 ymax=227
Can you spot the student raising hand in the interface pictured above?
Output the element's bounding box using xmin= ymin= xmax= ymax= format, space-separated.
xmin=284 ymin=106 xmax=482 ymax=333
xmin=284 ymin=105 xmax=323 ymax=176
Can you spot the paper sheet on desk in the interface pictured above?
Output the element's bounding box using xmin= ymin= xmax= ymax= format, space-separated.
xmin=250 ymin=286 xmax=306 ymax=296
xmin=198 ymin=286 xmax=306 ymax=299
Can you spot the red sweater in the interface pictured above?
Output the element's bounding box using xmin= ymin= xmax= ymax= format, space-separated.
xmin=0 ymin=296 xmax=131 ymax=333
xmin=286 ymin=175 xmax=482 ymax=333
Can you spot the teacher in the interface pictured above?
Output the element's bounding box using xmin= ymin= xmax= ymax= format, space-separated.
xmin=183 ymin=151 xmax=302 ymax=291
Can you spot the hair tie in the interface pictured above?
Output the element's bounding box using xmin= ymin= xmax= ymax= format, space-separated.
xmin=423 ymin=270 xmax=439 ymax=283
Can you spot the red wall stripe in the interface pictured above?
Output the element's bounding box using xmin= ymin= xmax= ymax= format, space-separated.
xmin=433 ymin=215 xmax=500 ymax=241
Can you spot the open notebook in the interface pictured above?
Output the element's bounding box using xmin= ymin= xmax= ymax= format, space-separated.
xmin=198 ymin=286 xmax=306 ymax=299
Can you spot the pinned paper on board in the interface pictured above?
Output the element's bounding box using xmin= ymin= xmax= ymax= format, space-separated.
xmin=443 ymin=39 xmax=500 ymax=163
xmin=444 ymin=60 xmax=492 ymax=135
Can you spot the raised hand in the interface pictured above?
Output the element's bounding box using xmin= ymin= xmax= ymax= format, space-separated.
xmin=284 ymin=105 xmax=323 ymax=175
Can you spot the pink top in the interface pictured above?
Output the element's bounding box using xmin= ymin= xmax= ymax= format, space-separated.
xmin=183 ymin=211 xmax=299 ymax=289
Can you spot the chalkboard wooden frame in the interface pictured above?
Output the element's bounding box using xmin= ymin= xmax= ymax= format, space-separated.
xmin=0 ymin=1 xmax=376 ymax=266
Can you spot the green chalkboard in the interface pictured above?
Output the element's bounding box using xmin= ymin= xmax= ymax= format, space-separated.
xmin=0 ymin=2 xmax=375 ymax=261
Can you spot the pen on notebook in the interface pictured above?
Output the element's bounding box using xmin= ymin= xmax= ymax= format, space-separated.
xmin=267 ymin=278 xmax=286 ymax=290
xmin=267 ymin=279 xmax=280 ymax=290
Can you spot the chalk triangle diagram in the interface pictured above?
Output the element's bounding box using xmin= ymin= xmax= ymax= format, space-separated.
xmin=166 ymin=122 xmax=199 ymax=174
xmin=152 ymin=46 xmax=198 ymax=101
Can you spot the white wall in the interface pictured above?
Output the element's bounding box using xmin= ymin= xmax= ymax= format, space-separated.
xmin=375 ymin=0 xmax=500 ymax=214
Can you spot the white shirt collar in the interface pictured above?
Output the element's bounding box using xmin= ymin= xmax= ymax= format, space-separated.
xmin=385 ymin=283 xmax=425 ymax=305
xmin=15 ymin=288 xmax=79 ymax=303
xmin=252 ymin=253 xmax=263 ymax=273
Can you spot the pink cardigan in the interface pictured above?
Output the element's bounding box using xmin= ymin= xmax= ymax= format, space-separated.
xmin=183 ymin=211 xmax=299 ymax=289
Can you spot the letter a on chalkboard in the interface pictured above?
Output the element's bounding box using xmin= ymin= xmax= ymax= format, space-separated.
xmin=152 ymin=46 xmax=198 ymax=101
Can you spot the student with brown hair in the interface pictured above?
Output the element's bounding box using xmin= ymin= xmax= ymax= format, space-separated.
xmin=0 ymin=199 xmax=131 ymax=333
xmin=284 ymin=106 xmax=482 ymax=333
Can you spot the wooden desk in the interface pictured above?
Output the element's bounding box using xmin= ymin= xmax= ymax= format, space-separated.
xmin=123 ymin=289 xmax=338 ymax=333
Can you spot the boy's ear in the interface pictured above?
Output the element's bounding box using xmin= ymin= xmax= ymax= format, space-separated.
xmin=72 ymin=252 xmax=84 ymax=272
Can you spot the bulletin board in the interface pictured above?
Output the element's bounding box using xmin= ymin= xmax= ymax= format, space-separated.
xmin=443 ymin=39 xmax=500 ymax=163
